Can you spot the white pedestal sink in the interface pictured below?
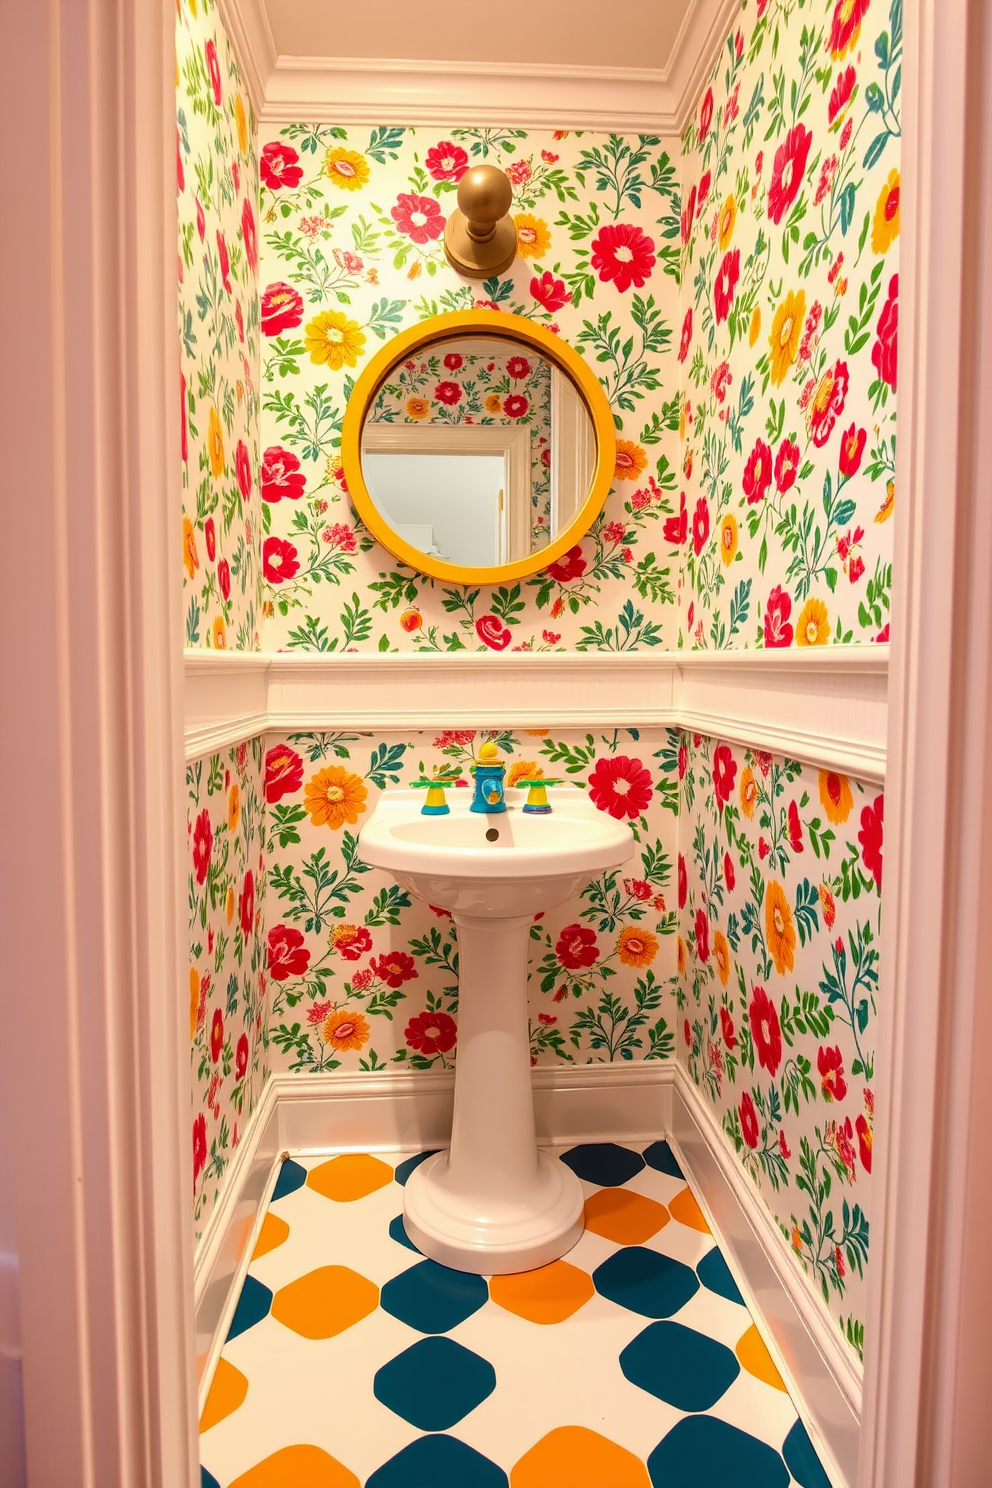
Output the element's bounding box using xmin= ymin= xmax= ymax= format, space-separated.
xmin=358 ymin=787 xmax=634 ymax=1274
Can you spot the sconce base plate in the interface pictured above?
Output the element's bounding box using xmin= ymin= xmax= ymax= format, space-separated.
xmin=444 ymin=211 xmax=518 ymax=279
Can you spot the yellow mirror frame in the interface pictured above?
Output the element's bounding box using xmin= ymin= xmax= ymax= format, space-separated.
xmin=340 ymin=309 xmax=616 ymax=585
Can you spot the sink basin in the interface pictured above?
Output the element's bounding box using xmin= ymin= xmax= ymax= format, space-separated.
xmin=358 ymin=786 xmax=634 ymax=1274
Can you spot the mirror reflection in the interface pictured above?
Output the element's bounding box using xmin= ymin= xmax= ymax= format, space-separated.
xmin=361 ymin=335 xmax=596 ymax=569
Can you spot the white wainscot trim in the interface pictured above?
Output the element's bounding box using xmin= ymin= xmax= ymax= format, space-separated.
xmin=671 ymin=1067 xmax=860 ymax=1488
xmin=184 ymin=647 xmax=889 ymax=782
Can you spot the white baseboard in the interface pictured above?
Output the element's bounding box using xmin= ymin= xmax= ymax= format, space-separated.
xmin=670 ymin=1066 xmax=860 ymax=1488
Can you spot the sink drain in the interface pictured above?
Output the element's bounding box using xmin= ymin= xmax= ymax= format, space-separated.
xmin=485 ymin=827 xmax=500 ymax=842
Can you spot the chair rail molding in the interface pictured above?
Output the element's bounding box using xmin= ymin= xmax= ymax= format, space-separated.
xmin=184 ymin=646 xmax=889 ymax=782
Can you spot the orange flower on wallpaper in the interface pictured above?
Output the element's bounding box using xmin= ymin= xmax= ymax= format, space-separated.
xmin=324 ymin=147 xmax=370 ymax=191
xmin=616 ymin=926 xmax=659 ymax=968
xmin=677 ymin=936 xmax=686 ymax=976
xmin=406 ymin=396 xmax=430 ymax=420
xmin=719 ymin=514 xmax=738 ymax=567
xmin=614 ymin=440 xmax=647 ymax=482
xmin=506 ymin=760 xmax=543 ymax=788
xmin=876 ymin=479 xmax=895 ymax=523
xmin=305 ymin=310 xmax=366 ymax=370
xmin=225 ymin=885 xmax=235 ymax=924
xmin=321 ymin=1009 xmax=371 ymax=1051
xmin=514 ymin=214 xmax=551 ymax=260
xmin=182 ymin=516 xmax=199 ymax=579
xmin=228 ymin=783 xmax=240 ymax=833
xmin=717 ymin=195 xmax=737 ymax=250
xmin=768 ymin=290 xmax=805 ymax=386
xmin=208 ymin=405 xmax=225 ymax=478
xmin=797 ymin=597 xmax=829 ymax=646
xmin=211 ymin=616 xmax=227 ymax=649
xmin=740 ymin=766 xmax=758 ymax=819
xmin=233 ymin=94 xmax=249 ymax=157
xmin=713 ymin=930 xmax=731 ymax=987
xmin=766 ymin=881 xmax=797 ymax=975
xmin=749 ymin=306 xmax=761 ymax=346
xmin=305 ymin=766 xmax=368 ymax=829
xmin=819 ymin=770 xmax=853 ymax=824
xmin=871 ymin=169 xmax=901 ymax=254
xmin=485 ymin=393 xmax=502 ymax=414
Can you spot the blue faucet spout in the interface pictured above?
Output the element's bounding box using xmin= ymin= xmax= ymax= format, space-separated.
xmin=470 ymin=763 xmax=507 ymax=814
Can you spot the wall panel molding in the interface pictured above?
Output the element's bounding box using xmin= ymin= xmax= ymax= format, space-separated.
xmin=185 ymin=647 xmax=889 ymax=780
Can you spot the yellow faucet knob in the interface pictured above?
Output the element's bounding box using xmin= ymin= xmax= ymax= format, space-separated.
xmin=478 ymin=741 xmax=499 ymax=762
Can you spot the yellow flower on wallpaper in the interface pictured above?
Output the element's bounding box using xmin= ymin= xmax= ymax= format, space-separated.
xmin=713 ymin=930 xmax=731 ymax=987
xmin=677 ymin=936 xmax=686 ymax=976
xmin=749 ymin=306 xmax=761 ymax=346
xmin=406 ymin=397 xmax=430 ymax=420
xmin=233 ymin=94 xmax=249 ymax=156
xmin=718 ymin=195 xmax=737 ymax=250
xmin=305 ymin=311 xmax=366 ymax=370
xmin=305 ymin=766 xmax=368 ymax=830
xmin=614 ymin=440 xmax=648 ymax=482
xmin=324 ymin=147 xmax=370 ymax=191
xmin=485 ymin=393 xmax=502 ymax=414
xmin=225 ymin=885 xmax=235 ymax=924
xmin=211 ymin=616 xmax=227 ymax=649
xmin=876 ymin=479 xmax=895 ymax=523
xmin=871 ymin=169 xmax=901 ymax=254
xmin=765 ymin=881 xmax=797 ymax=975
xmin=617 ymin=926 xmax=659 ymax=968
xmin=182 ymin=516 xmax=199 ymax=579
xmin=514 ymin=214 xmax=551 ymax=260
xmin=740 ymin=766 xmax=757 ymax=819
xmin=768 ymin=290 xmax=805 ymax=386
xmin=797 ymin=597 xmax=829 ymax=646
xmin=208 ymin=405 xmax=225 ymax=477
xmin=506 ymin=760 xmax=542 ymax=788
xmin=321 ymin=1009 xmax=371 ymax=1051
xmin=719 ymin=514 xmax=738 ymax=567
xmin=228 ymin=783 xmax=240 ymax=833
xmin=819 ymin=770 xmax=853 ymax=824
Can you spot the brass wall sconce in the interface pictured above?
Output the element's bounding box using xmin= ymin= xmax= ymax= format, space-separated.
xmin=443 ymin=164 xmax=517 ymax=279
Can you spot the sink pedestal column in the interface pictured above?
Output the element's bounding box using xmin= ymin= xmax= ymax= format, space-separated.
xmin=403 ymin=912 xmax=584 ymax=1274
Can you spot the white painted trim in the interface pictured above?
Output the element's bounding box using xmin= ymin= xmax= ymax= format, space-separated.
xmin=671 ymin=1069 xmax=858 ymax=1488
xmin=183 ymin=647 xmax=889 ymax=781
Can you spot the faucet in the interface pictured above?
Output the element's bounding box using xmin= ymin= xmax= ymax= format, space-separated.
xmin=470 ymin=742 xmax=507 ymax=814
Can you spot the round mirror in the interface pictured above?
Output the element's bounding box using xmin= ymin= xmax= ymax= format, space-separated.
xmin=341 ymin=310 xmax=615 ymax=584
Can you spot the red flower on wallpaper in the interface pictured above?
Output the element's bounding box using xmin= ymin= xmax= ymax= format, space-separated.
xmin=176 ymin=127 xmax=185 ymax=194
xmin=740 ymin=1093 xmax=759 ymax=1149
xmin=712 ymin=744 xmax=737 ymax=810
xmin=239 ymin=870 xmax=255 ymax=939
xmin=265 ymin=744 xmax=304 ymax=802
xmin=556 ymin=923 xmax=600 ymax=971
xmin=663 ymin=493 xmax=687 ymax=546
xmin=546 ymin=545 xmax=586 ymax=582
xmin=475 ymin=614 xmax=512 ymax=651
xmin=838 ymin=424 xmax=866 ymax=478
xmin=872 ymin=275 xmax=898 ymax=390
xmin=750 ymin=985 xmax=783 ymax=1076
xmin=261 ymin=445 xmax=306 ymax=503
xmin=829 ymin=0 xmax=870 ymax=58
xmin=809 ymin=359 xmax=850 ymax=447
xmin=695 ymin=908 xmax=710 ymax=963
xmin=216 ymin=231 xmax=232 ymax=295
xmin=713 ymin=249 xmax=740 ymax=324
xmin=193 ymin=1114 xmax=207 ymax=1189
xmin=506 ymin=356 xmax=531 ymax=380
xmin=767 ymin=125 xmax=812 ymax=225
xmin=435 ymin=380 xmax=462 ymax=406
xmin=696 ymin=170 xmax=711 ymax=214
xmin=692 ymin=497 xmax=710 ymax=556
xmin=774 ymin=438 xmax=801 ymax=493
xmin=859 ymin=794 xmax=884 ymax=890
xmin=531 ymin=271 xmax=569 ymax=312
xmin=425 ymin=141 xmax=469 ymax=182
xmin=788 ymin=799 xmax=804 ymax=853
xmin=205 ymin=517 xmax=216 ymax=562
xmin=217 ymin=560 xmax=231 ymax=600
xmin=681 ymin=184 xmax=697 ymax=246
xmin=677 ymin=852 xmax=687 ymax=911
xmin=828 ymin=66 xmax=857 ymax=126
xmin=503 ymin=394 xmax=529 ymax=418
xmin=678 ymin=308 xmax=693 ymax=363
xmin=856 ymin=1113 xmax=873 ymax=1172
xmin=204 ymin=38 xmax=222 ymax=105
xmin=235 ymin=1034 xmax=249 ymax=1080
xmin=588 ymin=755 xmax=653 ymax=821
xmin=724 ymin=852 xmax=735 ymax=891
xmin=210 ymin=1008 xmax=224 ymax=1063
xmin=371 ymin=952 xmax=419 ymax=988
xmin=261 ymin=282 xmax=304 ymax=337
xmin=764 ymin=586 xmax=794 ymax=648
xmin=267 ymin=924 xmax=310 ymax=981
xmin=699 ymin=86 xmax=714 ymax=142
xmin=192 ymin=808 xmax=213 ymax=885
xmin=818 ymin=1044 xmax=848 ymax=1102
xmin=443 ymin=353 xmax=463 ymax=371
xmin=743 ymin=439 xmax=773 ymax=504
xmin=241 ymin=197 xmax=258 ymax=275
xmin=720 ymin=1007 xmax=737 ymax=1049
xmin=590 ymin=224 xmax=656 ymax=293
xmin=235 ymin=439 xmax=252 ymax=500
xmin=262 ymin=536 xmax=300 ymax=585
xmin=260 ymin=141 xmax=303 ymax=190
xmin=333 ymin=925 xmax=373 ymax=961
xmin=391 ymin=193 xmax=445 ymax=244
xmin=406 ymin=1011 xmax=457 ymax=1055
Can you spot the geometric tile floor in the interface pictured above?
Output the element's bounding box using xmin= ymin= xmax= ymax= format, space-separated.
xmin=199 ymin=1141 xmax=833 ymax=1488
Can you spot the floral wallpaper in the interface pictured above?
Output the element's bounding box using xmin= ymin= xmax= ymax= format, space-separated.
xmin=177 ymin=0 xmax=262 ymax=652
xmin=261 ymin=729 xmax=678 ymax=1073
xmin=676 ymin=730 xmax=881 ymax=1358
xmin=676 ymin=0 xmax=900 ymax=649
xmin=257 ymin=126 xmax=683 ymax=652
xmin=188 ymin=738 xmax=269 ymax=1242
xmin=368 ymin=349 xmax=553 ymax=545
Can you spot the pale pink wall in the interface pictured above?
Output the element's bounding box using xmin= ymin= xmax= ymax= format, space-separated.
xmin=0 ymin=1067 xmax=26 ymax=1488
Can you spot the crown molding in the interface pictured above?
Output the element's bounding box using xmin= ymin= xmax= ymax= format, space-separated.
xmin=220 ymin=0 xmax=737 ymax=132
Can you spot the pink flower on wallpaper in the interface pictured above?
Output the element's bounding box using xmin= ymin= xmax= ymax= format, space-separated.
xmin=475 ymin=614 xmax=512 ymax=651
xmin=370 ymin=951 xmax=419 ymax=988
xmin=260 ymin=141 xmax=303 ymax=190
xmin=210 ymin=1008 xmax=224 ymax=1063
xmin=740 ymin=1093 xmax=759 ymax=1149
xmin=531 ymin=271 xmax=569 ymax=313
xmin=712 ymin=743 xmax=737 ymax=810
xmin=261 ymin=445 xmax=306 ymax=503
xmin=750 ymin=985 xmax=782 ymax=1076
xmin=678 ymin=308 xmax=693 ymax=363
xmin=235 ymin=439 xmax=252 ymax=500
xmin=720 ymin=1007 xmax=737 ymax=1049
xmin=699 ymin=87 xmax=714 ymax=142
xmin=235 ymin=1034 xmax=249 ymax=1080
xmin=505 ymin=159 xmax=531 ymax=188
xmin=204 ymin=39 xmax=222 ymax=106
xmin=261 ymin=282 xmax=304 ymax=336
xmin=774 ymin=439 xmax=801 ymax=493
xmin=873 ymin=275 xmax=899 ymax=390
xmin=695 ymin=908 xmax=710 ymax=963
xmin=743 ymin=439 xmax=773 ymax=504
xmin=216 ymin=231 xmax=232 ymax=294
xmin=435 ymin=380 xmax=462 ymax=406
xmin=425 ymin=141 xmax=469 ymax=181
xmin=692 ymin=497 xmax=710 ymax=556
xmin=764 ymin=586 xmax=794 ymax=648
xmin=818 ymin=1044 xmax=848 ymax=1102
xmin=267 ymin=924 xmax=310 ymax=981
xmin=545 ymin=545 xmax=586 ymax=582
xmin=713 ymin=249 xmax=740 ymax=323
xmin=262 ymin=536 xmax=300 ymax=584
xmin=590 ymin=224 xmax=656 ymax=294
xmin=241 ymin=197 xmax=258 ymax=275
xmin=217 ymin=559 xmax=231 ymax=600
xmin=391 ymin=193 xmax=445 ymax=244
xmin=859 ymin=794 xmax=884 ymax=890
xmin=265 ymin=744 xmax=304 ymax=803
xmin=809 ymin=360 xmax=850 ymax=447
xmin=767 ymin=125 xmax=812 ymax=225
xmin=663 ymin=493 xmax=687 ymax=546
xmin=588 ymin=756 xmax=653 ymax=821
xmin=239 ymin=870 xmax=255 ymax=939
xmin=192 ymin=808 xmax=213 ymax=885
xmin=193 ymin=1115 xmax=207 ymax=1189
